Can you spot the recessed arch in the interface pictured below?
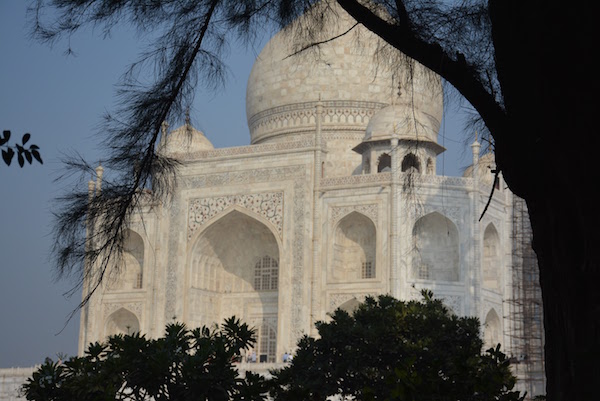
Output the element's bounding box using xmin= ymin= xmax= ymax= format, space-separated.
xmin=377 ymin=153 xmax=391 ymax=172
xmin=483 ymin=308 xmax=501 ymax=350
xmin=106 ymin=229 xmax=144 ymax=291
xmin=187 ymin=209 xmax=280 ymax=354
xmin=483 ymin=223 xmax=501 ymax=291
xmin=426 ymin=158 xmax=434 ymax=175
xmin=105 ymin=308 xmax=140 ymax=337
xmin=412 ymin=212 xmax=459 ymax=281
xmin=401 ymin=153 xmax=421 ymax=173
xmin=330 ymin=211 xmax=376 ymax=282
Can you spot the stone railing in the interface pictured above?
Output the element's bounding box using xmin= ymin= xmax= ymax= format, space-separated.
xmin=178 ymin=138 xmax=316 ymax=161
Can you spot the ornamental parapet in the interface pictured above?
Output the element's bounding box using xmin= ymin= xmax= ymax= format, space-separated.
xmin=320 ymin=172 xmax=392 ymax=190
xmin=178 ymin=138 xmax=316 ymax=161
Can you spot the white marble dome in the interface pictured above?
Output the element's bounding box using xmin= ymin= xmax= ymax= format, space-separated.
xmin=364 ymin=104 xmax=440 ymax=143
xmin=161 ymin=124 xmax=214 ymax=156
xmin=246 ymin=4 xmax=443 ymax=145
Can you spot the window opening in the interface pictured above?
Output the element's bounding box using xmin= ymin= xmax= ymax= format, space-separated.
xmin=254 ymin=255 xmax=279 ymax=291
xmin=362 ymin=261 xmax=375 ymax=279
xmin=401 ymin=153 xmax=420 ymax=173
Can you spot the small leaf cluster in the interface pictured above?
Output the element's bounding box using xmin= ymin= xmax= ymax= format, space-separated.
xmin=270 ymin=291 xmax=524 ymax=401
xmin=1 ymin=130 xmax=43 ymax=167
xmin=22 ymin=318 xmax=268 ymax=401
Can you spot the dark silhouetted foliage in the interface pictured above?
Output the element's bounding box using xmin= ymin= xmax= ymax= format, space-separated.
xmin=23 ymin=318 xmax=269 ymax=401
xmin=1 ymin=130 xmax=42 ymax=167
xmin=271 ymin=292 xmax=524 ymax=401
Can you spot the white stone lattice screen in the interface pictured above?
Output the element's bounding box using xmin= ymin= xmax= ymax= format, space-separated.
xmin=188 ymin=192 xmax=284 ymax=240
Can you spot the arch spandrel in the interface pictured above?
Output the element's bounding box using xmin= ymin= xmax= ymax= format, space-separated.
xmin=187 ymin=192 xmax=284 ymax=243
xmin=105 ymin=307 xmax=140 ymax=337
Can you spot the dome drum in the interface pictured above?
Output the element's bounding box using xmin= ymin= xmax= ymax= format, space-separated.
xmin=248 ymin=100 xmax=385 ymax=145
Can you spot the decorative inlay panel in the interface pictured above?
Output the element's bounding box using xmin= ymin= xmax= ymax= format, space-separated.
xmin=408 ymin=204 xmax=463 ymax=227
xmin=320 ymin=172 xmax=392 ymax=188
xmin=331 ymin=204 xmax=378 ymax=226
xmin=440 ymin=295 xmax=463 ymax=315
xmin=188 ymin=192 xmax=284 ymax=240
xmin=329 ymin=293 xmax=369 ymax=311
xmin=103 ymin=301 xmax=143 ymax=319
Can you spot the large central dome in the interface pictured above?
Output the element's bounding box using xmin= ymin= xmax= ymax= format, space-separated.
xmin=246 ymin=4 xmax=443 ymax=145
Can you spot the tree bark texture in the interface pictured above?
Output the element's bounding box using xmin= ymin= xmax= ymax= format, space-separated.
xmin=491 ymin=2 xmax=600 ymax=398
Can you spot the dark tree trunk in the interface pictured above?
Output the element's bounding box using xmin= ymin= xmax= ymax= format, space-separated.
xmin=491 ymin=1 xmax=600 ymax=399
xmin=339 ymin=0 xmax=600 ymax=398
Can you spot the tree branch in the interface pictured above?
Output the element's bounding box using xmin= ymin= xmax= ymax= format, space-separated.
xmin=336 ymin=0 xmax=508 ymax=137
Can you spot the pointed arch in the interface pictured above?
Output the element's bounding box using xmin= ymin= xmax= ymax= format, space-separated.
xmin=106 ymin=229 xmax=144 ymax=291
xmin=483 ymin=223 xmax=501 ymax=291
xmin=412 ymin=212 xmax=459 ymax=281
xmin=105 ymin=308 xmax=140 ymax=337
xmin=188 ymin=205 xmax=282 ymax=248
xmin=483 ymin=308 xmax=501 ymax=350
xmin=187 ymin=209 xmax=280 ymax=336
xmin=330 ymin=211 xmax=377 ymax=282
xmin=377 ymin=153 xmax=391 ymax=172
xmin=401 ymin=153 xmax=421 ymax=173
xmin=426 ymin=158 xmax=434 ymax=175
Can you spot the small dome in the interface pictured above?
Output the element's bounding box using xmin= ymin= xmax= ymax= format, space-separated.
xmin=161 ymin=124 xmax=214 ymax=156
xmin=364 ymin=104 xmax=440 ymax=143
xmin=464 ymin=152 xmax=497 ymax=185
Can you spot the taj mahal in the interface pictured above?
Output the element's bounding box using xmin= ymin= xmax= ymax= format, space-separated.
xmin=0 ymin=5 xmax=545 ymax=400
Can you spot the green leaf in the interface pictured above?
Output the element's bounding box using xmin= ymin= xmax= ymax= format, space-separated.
xmin=22 ymin=133 xmax=31 ymax=145
xmin=2 ymin=148 xmax=14 ymax=165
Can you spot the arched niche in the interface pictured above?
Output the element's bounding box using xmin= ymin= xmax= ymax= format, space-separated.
xmin=188 ymin=209 xmax=280 ymax=341
xmin=377 ymin=153 xmax=391 ymax=172
xmin=401 ymin=153 xmax=421 ymax=173
xmin=426 ymin=158 xmax=434 ymax=175
xmin=412 ymin=212 xmax=459 ymax=281
xmin=483 ymin=308 xmax=501 ymax=350
xmin=331 ymin=212 xmax=376 ymax=282
xmin=105 ymin=308 xmax=140 ymax=337
xmin=483 ymin=223 xmax=501 ymax=291
xmin=106 ymin=230 xmax=145 ymax=291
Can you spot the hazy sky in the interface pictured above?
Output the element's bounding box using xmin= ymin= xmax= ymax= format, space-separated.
xmin=0 ymin=1 xmax=473 ymax=368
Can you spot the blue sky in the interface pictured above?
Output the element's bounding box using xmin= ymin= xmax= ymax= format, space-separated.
xmin=0 ymin=1 xmax=472 ymax=368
